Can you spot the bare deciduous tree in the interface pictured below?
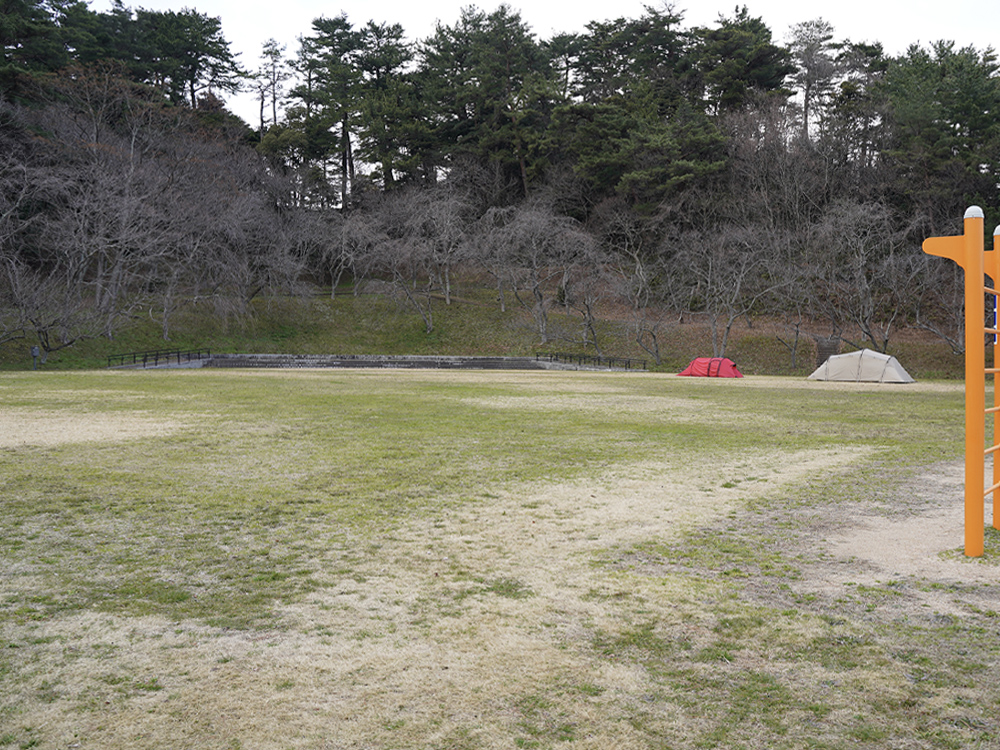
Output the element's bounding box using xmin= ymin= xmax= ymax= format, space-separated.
xmin=406 ymin=183 xmax=473 ymax=305
xmin=678 ymin=225 xmax=788 ymax=357
xmin=484 ymin=199 xmax=590 ymax=345
xmin=559 ymin=233 xmax=607 ymax=353
xmin=809 ymin=200 xmax=909 ymax=352
xmin=594 ymin=200 xmax=676 ymax=364
xmin=350 ymin=191 xmax=439 ymax=333
xmin=911 ymin=253 xmax=965 ymax=354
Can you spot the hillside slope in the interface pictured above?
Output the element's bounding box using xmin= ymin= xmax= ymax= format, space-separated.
xmin=0 ymin=287 xmax=965 ymax=378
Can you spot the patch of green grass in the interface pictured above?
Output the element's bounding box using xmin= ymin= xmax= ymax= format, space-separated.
xmin=132 ymin=677 xmax=163 ymax=693
xmin=0 ymin=728 xmax=41 ymax=750
xmin=640 ymin=530 xmax=801 ymax=581
xmin=594 ymin=621 xmax=683 ymax=660
xmin=483 ymin=577 xmax=534 ymax=600
xmin=514 ymin=693 xmax=576 ymax=746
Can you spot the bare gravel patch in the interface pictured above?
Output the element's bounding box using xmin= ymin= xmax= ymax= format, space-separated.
xmin=824 ymin=461 xmax=1000 ymax=584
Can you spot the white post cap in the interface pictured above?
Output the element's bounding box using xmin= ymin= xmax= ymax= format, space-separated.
xmin=966 ymin=205 xmax=985 ymax=219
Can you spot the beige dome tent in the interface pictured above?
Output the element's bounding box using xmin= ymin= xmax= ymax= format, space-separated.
xmin=807 ymin=349 xmax=915 ymax=383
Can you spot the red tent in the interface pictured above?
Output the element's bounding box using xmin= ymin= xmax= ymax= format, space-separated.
xmin=677 ymin=357 xmax=743 ymax=378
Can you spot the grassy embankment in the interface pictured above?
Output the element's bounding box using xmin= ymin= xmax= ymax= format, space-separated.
xmin=0 ymin=284 xmax=966 ymax=378
xmin=2 ymin=368 xmax=998 ymax=749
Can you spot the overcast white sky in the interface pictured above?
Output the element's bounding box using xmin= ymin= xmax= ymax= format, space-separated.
xmin=89 ymin=0 xmax=997 ymax=124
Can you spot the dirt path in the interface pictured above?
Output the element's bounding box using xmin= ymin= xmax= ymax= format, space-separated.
xmin=829 ymin=467 xmax=990 ymax=574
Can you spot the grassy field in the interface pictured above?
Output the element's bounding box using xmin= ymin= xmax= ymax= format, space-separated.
xmin=2 ymin=368 xmax=998 ymax=749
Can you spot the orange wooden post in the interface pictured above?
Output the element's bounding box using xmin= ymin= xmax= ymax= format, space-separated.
xmin=923 ymin=207 xmax=986 ymax=557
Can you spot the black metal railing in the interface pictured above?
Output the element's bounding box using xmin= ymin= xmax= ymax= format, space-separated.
xmin=107 ymin=349 xmax=211 ymax=368
xmin=535 ymin=352 xmax=647 ymax=370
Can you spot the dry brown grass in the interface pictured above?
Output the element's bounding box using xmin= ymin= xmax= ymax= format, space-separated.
xmin=6 ymin=446 xmax=860 ymax=749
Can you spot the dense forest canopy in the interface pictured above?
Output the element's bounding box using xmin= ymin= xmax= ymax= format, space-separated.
xmin=2 ymin=0 xmax=999 ymax=362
